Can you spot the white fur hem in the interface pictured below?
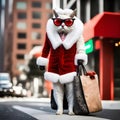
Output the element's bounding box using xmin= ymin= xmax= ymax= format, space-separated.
xmin=44 ymin=72 xmax=76 ymax=84
xmin=44 ymin=72 xmax=59 ymax=83
xmin=59 ymin=72 xmax=76 ymax=84
xmin=36 ymin=57 xmax=48 ymax=66
xmin=74 ymin=53 xmax=88 ymax=65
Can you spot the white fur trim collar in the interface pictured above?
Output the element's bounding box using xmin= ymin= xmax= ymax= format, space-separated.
xmin=46 ymin=18 xmax=83 ymax=50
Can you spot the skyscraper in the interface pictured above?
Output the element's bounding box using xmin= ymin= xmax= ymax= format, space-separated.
xmin=11 ymin=0 xmax=52 ymax=76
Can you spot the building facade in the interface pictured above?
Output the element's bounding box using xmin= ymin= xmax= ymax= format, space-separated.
xmin=11 ymin=0 xmax=52 ymax=76
xmin=0 ymin=0 xmax=5 ymax=72
xmin=53 ymin=0 xmax=120 ymax=100
xmin=55 ymin=0 xmax=120 ymax=23
xmin=3 ymin=0 xmax=14 ymax=75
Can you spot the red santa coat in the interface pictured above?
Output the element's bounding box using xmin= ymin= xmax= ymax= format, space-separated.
xmin=42 ymin=34 xmax=76 ymax=75
xmin=36 ymin=18 xmax=87 ymax=84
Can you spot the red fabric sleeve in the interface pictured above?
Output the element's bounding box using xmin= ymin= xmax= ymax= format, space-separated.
xmin=41 ymin=33 xmax=50 ymax=58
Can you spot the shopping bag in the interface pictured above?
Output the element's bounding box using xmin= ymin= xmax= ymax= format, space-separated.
xmin=50 ymin=89 xmax=68 ymax=110
xmin=73 ymin=62 xmax=102 ymax=115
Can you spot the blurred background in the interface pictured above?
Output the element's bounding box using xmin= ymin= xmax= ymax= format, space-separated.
xmin=0 ymin=0 xmax=120 ymax=100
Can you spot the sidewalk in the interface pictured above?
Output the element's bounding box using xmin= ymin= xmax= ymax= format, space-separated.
xmin=102 ymin=100 xmax=120 ymax=109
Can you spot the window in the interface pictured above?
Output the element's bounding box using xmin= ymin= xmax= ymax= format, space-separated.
xmin=16 ymin=1 xmax=27 ymax=10
xmin=32 ymin=32 xmax=41 ymax=40
xmin=91 ymin=0 xmax=99 ymax=18
xmin=32 ymin=1 xmax=41 ymax=8
xmin=46 ymin=2 xmax=52 ymax=9
xmin=17 ymin=22 xmax=27 ymax=29
xmin=32 ymin=44 xmax=40 ymax=48
xmin=18 ymin=33 xmax=26 ymax=39
xmin=17 ymin=44 xmax=26 ymax=49
xmin=32 ymin=23 xmax=41 ymax=28
xmin=18 ymin=12 xmax=27 ymax=19
xmin=80 ymin=0 xmax=86 ymax=23
xmin=16 ymin=54 xmax=24 ymax=59
xmin=32 ymin=12 xmax=41 ymax=19
xmin=114 ymin=0 xmax=120 ymax=12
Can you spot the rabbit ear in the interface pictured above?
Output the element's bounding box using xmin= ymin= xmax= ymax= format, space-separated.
xmin=70 ymin=9 xmax=77 ymax=18
xmin=53 ymin=9 xmax=59 ymax=18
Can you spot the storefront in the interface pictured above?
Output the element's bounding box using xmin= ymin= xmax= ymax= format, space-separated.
xmin=83 ymin=12 xmax=120 ymax=100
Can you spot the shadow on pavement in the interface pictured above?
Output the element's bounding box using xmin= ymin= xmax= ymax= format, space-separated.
xmin=39 ymin=106 xmax=120 ymax=120
xmin=90 ymin=109 xmax=120 ymax=120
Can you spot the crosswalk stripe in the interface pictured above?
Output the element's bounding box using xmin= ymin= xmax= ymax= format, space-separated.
xmin=13 ymin=105 xmax=50 ymax=119
xmin=13 ymin=105 xmax=110 ymax=120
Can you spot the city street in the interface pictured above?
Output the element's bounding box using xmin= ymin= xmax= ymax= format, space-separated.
xmin=0 ymin=97 xmax=120 ymax=120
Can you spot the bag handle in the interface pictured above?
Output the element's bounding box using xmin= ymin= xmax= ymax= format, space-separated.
xmin=77 ymin=60 xmax=87 ymax=76
xmin=77 ymin=60 xmax=96 ymax=79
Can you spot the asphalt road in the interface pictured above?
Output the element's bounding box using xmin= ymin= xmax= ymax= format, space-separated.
xmin=0 ymin=97 xmax=120 ymax=120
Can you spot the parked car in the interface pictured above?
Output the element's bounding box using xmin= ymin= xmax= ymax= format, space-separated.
xmin=0 ymin=73 xmax=13 ymax=96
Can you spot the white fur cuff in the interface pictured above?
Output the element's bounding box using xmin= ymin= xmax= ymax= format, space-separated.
xmin=36 ymin=57 xmax=48 ymax=66
xmin=74 ymin=53 xmax=88 ymax=65
xmin=59 ymin=72 xmax=76 ymax=84
xmin=44 ymin=72 xmax=59 ymax=83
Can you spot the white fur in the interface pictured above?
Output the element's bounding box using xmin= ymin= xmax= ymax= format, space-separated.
xmin=46 ymin=19 xmax=62 ymax=49
xmin=54 ymin=8 xmax=74 ymax=19
xmin=44 ymin=72 xmax=59 ymax=83
xmin=45 ymin=71 xmax=76 ymax=115
xmin=36 ymin=57 xmax=48 ymax=66
xmin=74 ymin=53 xmax=88 ymax=65
xmin=44 ymin=71 xmax=76 ymax=84
xmin=59 ymin=72 xmax=76 ymax=84
xmin=53 ymin=82 xmax=64 ymax=115
xmin=46 ymin=11 xmax=83 ymax=50
xmin=76 ymin=35 xmax=86 ymax=53
xmin=65 ymin=82 xmax=74 ymax=115
xmin=45 ymin=8 xmax=87 ymax=115
xmin=62 ymin=17 xmax=83 ymax=49
xmin=53 ymin=82 xmax=74 ymax=115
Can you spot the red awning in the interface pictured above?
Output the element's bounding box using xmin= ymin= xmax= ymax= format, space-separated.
xmin=83 ymin=12 xmax=120 ymax=42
